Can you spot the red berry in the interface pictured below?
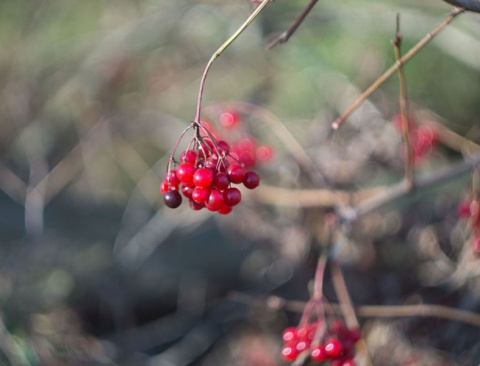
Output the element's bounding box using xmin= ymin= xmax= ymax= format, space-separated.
xmin=189 ymin=199 xmax=203 ymax=211
xmin=207 ymin=189 xmax=224 ymax=211
xmin=340 ymin=359 xmax=356 ymax=366
xmin=164 ymin=190 xmax=182 ymax=208
xmin=243 ymin=171 xmax=260 ymax=189
xmin=181 ymin=185 xmax=194 ymax=199
xmin=256 ymin=145 xmax=273 ymax=162
xmin=180 ymin=150 xmax=197 ymax=164
xmin=458 ymin=201 xmax=472 ymax=217
xmin=176 ymin=163 xmax=196 ymax=185
xmin=223 ymin=187 xmax=242 ymax=207
xmin=204 ymin=157 xmax=219 ymax=171
xmin=192 ymin=186 xmax=210 ymax=204
xmin=219 ymin=110 xmax=240 ymax=129
xmin=324 ymin=338 xmax=343 ymax=359
xmin=213 ymin=172 xmax=230 ymax=191
xmin=167 ymin=170 xmax=181 ymax=187
xmin=217 ymin=140 xmax=230 ymax=153
xmin=310 ymin=345 xmax=327 ymax=362
xmin=295 ymin=340 xmax=309 ymax=353
xmin=218 ymin=204 xmax=233 ymax=215
xmin=160 ymin=179 xmax=169 ymax=194
xmin=193 ymin=168 xmax=214 ymax=188
xmin=330 ymin=320 xmax=348 ymax=338
xmin=347 ymin=328 xmax=361 ymax=344
xmin=281 ymin=345 xmax=299 ymax=362
xmin=282 ymin=327 xmax=298 ymax=343
xmin=239 ymin=150 xmax=256 ymax=167
xmin=227 ymin=164 xmax=246 ymax=184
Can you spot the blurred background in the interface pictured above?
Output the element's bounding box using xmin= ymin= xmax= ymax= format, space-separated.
xmin=1 ymin=0 xmax=480 ymax=365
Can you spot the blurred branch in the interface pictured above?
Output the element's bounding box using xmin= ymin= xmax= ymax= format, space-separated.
xmin=443 ymin=0 xmax=480 ymax=12
xmin=194 ymin=0 xmax=271 ymax=123
xmin=229 ymin=292 xmax=480 ymax=327
xmin=332 ymin=7 xmax=464 ymax=130
xmin=331 ymin=263 xmax=372 ymax=366
xmin=267 ymin=0 xmax=319 ymax=49
xmin=392 ymin=14 xmax=414 ymax=189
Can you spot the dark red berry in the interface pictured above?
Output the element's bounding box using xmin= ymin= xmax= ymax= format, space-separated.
xmin=193 ymin=168 xmax=214 ymax=188
xmin=181 ymin=185 xmax=194 ymax=199
xmin=227 ymin=164 xmax=246 ymax=184
xmin=243 ymin=171 xmax=260 ymax=189
xmin=213 ymin=172 xmax=230 ymax=191
xmin=330 ymin=320 xmax=348 ymax=338
xmin=281 ymin=345 xmax=299 ymax=362
xmin=164 ymin=190 xmax=182 ymax=208
xmin=340 ymin=359 xmax=356 ymax=366
xmin=223 ymin=187 xmax=242 ymax=206
xmin=311 ymin=345 xmax=327 ymax=362
xmin=176 ymin=163 xmax=196 ymax=185
xmin=189 ymin=199 xmax=203 ymax=211
xmin=347 ymin=328 xmax=361 ymax=344
xmin=324 ymin=338 xmax=343 ymax=359
xmin=217 ymin=140 xmax=230 ymax=153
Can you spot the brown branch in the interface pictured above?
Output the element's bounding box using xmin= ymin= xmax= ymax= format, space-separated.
xmin=443 ymin=0 xmax=480 ymax=12
xmin=392 ymin=14 xmax=414 ymax=189
xmin=267 ymin=0 xmax=319 ymax=49
xmin=332 ymin=8 xmax=464 ymax=130
xmin=229 ymin=292 xmax=480 ymax=327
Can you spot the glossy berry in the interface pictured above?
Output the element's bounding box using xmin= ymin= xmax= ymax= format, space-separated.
xmin=340 ymin=359 xmax=356 ymax=366
xmin=193 ymin=168 xmax=214 ymax=188
xmin=167 ymin=170 xmax=181 ymax=187
xmin=181 ymin=185 xmax=194 ymax=199
xmin=207 ymin=189 xmax=224 ymax=211
xmin=324 ymin=338 xmax=343 ymax=359
xmin=176 ymin=163 xmax=196 ymax=185
xmin=160 ymin=179 xmax=169 ymax=194
xmin=243 ymin=171 xmax=260 ymax=189
xmin=224 ymin=187 xmax=242 ymax=207
xmin=192 ymin=186 xmax=210 ymax=204
xmin=217 ymin=140 xmax=230 ymax=153
xmin=227 ymin=164 xmax=246 ymax=184
xmin=164 ymin=190 xmax=182 ymax=208
xmin=213 ymin=172 xmax=230 ymax=191
xmin=295 ymin=340 xmax=309 ymax=353
xmin=311 ymin=345 xmax=328 ymax=362
xmin=282 ymin=327 xmax=298 ymax=343
xmin=281 ymin=345 xmax=299 ymax=362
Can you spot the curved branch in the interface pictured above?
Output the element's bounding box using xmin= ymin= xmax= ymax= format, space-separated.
xmin=443 ymin=0 xmax=480 ymax=12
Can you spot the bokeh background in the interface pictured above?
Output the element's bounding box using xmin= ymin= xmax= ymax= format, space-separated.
xmin=1 ymin=0 xmax=480 ymax=365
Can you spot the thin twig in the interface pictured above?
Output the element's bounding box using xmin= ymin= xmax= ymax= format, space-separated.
xmin=267 ymin=0 xmax=319 ymax=49
xmin=331 ymin=263 xmax=373 ymax=366
xmin=332 ymin=7 xmax=464 ymax=130
xmin=229 ymin=292 xmax=480 ymax=327
xmin=392 ymin=14 xmax=414 ymax=189
xmin=194 ymin=0 xmax=271 ymax=123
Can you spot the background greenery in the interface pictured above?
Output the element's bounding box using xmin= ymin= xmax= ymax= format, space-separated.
xmin=0 ymin=0 xmax=479 ymax=365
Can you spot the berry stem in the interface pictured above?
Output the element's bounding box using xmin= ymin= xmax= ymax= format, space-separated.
xmin=193 ymin=0 xmax=271 ymax=124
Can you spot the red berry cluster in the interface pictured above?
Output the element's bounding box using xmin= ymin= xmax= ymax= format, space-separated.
xmin=280 ymin=320 xmax=360 ymax=365
xmin=458 ymin=199 xmax=480 ymax=254
xmin=393 ymin=114 xmax=438 ymax=164
xmin=161 ymin=120 xmax=260 ymax=214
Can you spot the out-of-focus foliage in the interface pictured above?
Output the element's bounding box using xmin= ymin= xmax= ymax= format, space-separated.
xmin=1 ymin=0 xmax=480 ymax=365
